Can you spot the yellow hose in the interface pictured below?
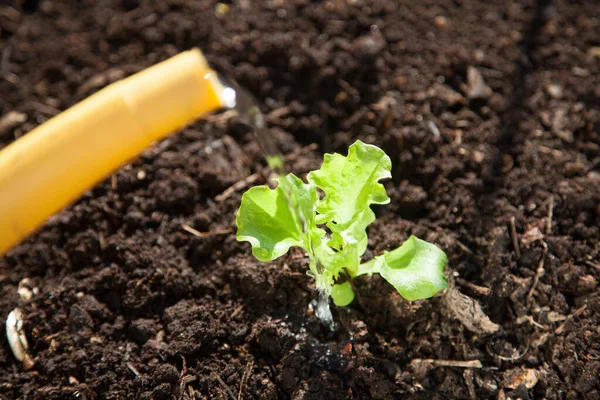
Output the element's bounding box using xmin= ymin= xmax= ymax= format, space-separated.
xmin=0 ymin=49 xmax=232 ymax=256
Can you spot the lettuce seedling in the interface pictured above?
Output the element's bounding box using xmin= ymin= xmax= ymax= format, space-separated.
xmin=236 ymin=140 xmax=447 ymax=311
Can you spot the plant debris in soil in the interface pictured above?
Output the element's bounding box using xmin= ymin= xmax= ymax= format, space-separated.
xmin=1 ymin=0 xmax=600 ymax=399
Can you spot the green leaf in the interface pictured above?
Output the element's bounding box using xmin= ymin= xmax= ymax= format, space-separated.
xmin=327 ymin=208 xmax=374 ymax=256
xmin=236 ymin=174 xmax=318 ymax=262
xmin=307 ymin=140 xmax=391 ymax=246
xmin=368 ymin=236 xmax=448 ymax=301
xmin=236 ymin=139 xmax=449 ymax=316
xmin=278 ymin=174 xmax=321 ymax=235
xmin=331 ymin=282 xmax=355 ymax=306
xmin=311 ymin=236 xmax=361 ymax=281
xmin=266 ymin=155 xmax=284 ymax=170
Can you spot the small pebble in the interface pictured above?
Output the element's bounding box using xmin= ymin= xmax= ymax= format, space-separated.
xmin=434 ymin=16 xmax=448 ymax=30
xmin=577 ymin=275 xmax=596 ymax=293
xmin=351 ymin=34 xmax=386 ymax=61
xmin=545 ymin=84 xmax=563 ymax=99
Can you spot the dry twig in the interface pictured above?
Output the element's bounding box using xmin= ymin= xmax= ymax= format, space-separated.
xmin=526 ymin=242 xmax=548 ymax=304
xmin=230 ymin=305 xmax=244 ymax=319
xmin=181 ymin=224 xmax=232 ymax=238
xmin=455 ymin=277 xmax=492 ymax=296
xmin=546 ymin=196 xmax=554 ymax=234
xmin=509 ymin=216 xmax=521 ymax=259
xmin=412 ymin=358 xmax=483 ymax=368
xmin=238 ymin=361 xmax=253 ymax=400
xmin=516 ymin=315 xmax=546 ymax=330
xmin=584 ymin=260 xmax=600 ymax=271
xmin=494 ymin=347 xmax=529 ymax=362
xmin=213 ymin=372 xmax=236 ymax=400
xmin=455 ymin=239 xmax=474 ymax=255
xmin=215 ymin=173 xmax=261 ymax=202
xmin=30 ymin=101 xmax=60 ymax=116
xmin=554 ymin=304 xmax=587 ymax=334
xmin=463 ymin=369 xmax=477 ymax=400
xmin=126 ymin=363 xmax=140 ymax=377
xmin=204 ymin=109 xmax=237 ymax=125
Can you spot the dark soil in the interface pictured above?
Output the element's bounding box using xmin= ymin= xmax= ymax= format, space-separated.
xmin=1 ymin=0 xmax=600 ymax=398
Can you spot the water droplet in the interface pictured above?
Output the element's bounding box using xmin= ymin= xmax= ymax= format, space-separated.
xmin=221 ymin=87 xmax=236 ymax=109
xmin=315 ymin=291 xmax=336 ymax=331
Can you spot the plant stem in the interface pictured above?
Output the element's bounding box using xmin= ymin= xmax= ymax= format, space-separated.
xmin=354 ymin=257 xmax=381 ymax=277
